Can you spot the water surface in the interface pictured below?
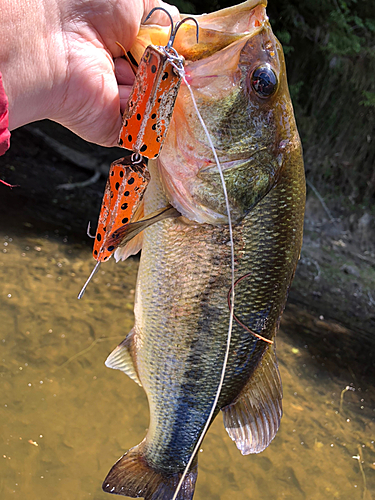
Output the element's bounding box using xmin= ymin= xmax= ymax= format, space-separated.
xmin=1 ymin=231 xmax=374 ymax=500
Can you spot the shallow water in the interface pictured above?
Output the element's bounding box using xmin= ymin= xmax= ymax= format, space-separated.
xmin=1 ymin=231 xmax=374 ymax=500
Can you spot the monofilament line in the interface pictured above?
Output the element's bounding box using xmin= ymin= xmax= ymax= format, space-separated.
xmin=170 ymin=68 xmax=236 ymax=500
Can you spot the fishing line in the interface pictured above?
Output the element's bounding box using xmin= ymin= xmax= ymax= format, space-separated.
xmin=170 ymin=64 xmax=236 ymax=500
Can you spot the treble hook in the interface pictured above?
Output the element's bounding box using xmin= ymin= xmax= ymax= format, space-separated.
xmin=144 ymin=7 xmax=174 ymax=41
xmin=168 ymin=17 xmax=199 ymax=48
xmin=86 ymin=221 xmax=96 ymax=239
xmin=144 ymin=7 xmax=199 ymax=49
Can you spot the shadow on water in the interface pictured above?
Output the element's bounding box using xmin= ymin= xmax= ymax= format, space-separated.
xmin=0 ymin=124 xmax=374 ymax=499
xmin=282 ymin=303 xmax=375 ymax=389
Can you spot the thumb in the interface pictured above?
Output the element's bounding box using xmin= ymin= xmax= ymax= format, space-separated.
xmin=61 ymin=66 xmax=123 ymax=148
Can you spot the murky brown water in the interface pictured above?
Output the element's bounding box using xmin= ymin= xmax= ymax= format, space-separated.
xmin=1 ymin=231 xmax=374 ymax=500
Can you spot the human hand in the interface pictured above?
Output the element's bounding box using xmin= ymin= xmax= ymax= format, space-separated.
xmin=0 ymin=0 xmax=179 ymax=147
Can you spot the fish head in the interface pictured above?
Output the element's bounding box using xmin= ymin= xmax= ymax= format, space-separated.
xmin=131 ymin=0 xmax=303 ymax=224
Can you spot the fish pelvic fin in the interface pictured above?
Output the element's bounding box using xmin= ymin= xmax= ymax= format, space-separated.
xmin=222 ymin=343 xmax=282 ymax=455
xmin=102 ymin=441 xmax=198 ymax=500
xmin=105 ymin=329 xmax=142 ymax=387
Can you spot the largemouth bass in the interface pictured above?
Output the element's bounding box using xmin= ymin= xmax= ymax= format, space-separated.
xmin=102 ymin=1 xmax=305 ymax=498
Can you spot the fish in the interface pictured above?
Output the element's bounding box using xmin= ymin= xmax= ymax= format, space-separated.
xmin=102 ymin=0 xmax=306 ymax=498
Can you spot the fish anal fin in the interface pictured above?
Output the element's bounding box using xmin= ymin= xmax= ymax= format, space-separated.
xmin=103 ymin=441 xmax=198 ymax=500
xmin=222 ymin=344 xmax=282 ymax=455
xmin=105 ymin=329 xmax=142 ymax=387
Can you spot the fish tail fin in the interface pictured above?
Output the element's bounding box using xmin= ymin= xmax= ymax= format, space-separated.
xmin=102 ymin=441 xmax=198 ymax=500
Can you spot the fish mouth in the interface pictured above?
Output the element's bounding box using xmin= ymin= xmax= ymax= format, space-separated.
xmin=131 ymin=0 xmax=268 ymax=63
xmin=172 ymin=1 xmax=269 ymax=61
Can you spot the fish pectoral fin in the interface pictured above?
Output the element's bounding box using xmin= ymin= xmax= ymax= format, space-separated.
xmin=110 ymin=204 xmax=180 ymax=262
xmin=114 ymin=197 xmax=145 ymax=262
xmin=114 ymin=229 xmax=144 ymax=262
xmin=222 ymin=343 xmax=282 ymax=455
xmin=103 ymin=440 xmax=198 ymax=500
xmin=105 ymin=329 xmax=142 ymax=387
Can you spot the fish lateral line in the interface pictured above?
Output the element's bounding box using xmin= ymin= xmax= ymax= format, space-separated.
xmin=227 ymin=273 xmax=274 ymax=344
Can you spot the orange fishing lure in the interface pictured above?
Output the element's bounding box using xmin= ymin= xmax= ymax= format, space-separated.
xmin=78 ymin=154 xmax=149 ymax=299
xmin=118 ymin=9 xmax=199 ymax=159
xmin=78 ymin=9 xmax=198 ymax=299
xmin=92 ymin=154 xmax=150 ymax=263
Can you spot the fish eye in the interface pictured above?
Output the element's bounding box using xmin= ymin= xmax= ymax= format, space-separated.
xmin=249 ymin=65 xmax=277 ymax=98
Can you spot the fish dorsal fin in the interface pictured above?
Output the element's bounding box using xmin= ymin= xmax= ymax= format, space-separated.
xmin=105 ymin=329 xmax=142 ymax=387
xmin=222 ymin=343 xmax=282 ymax=455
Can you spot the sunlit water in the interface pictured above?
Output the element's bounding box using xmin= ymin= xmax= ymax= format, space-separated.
xmin=1 ymin=231 xmax=374 ymax=500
